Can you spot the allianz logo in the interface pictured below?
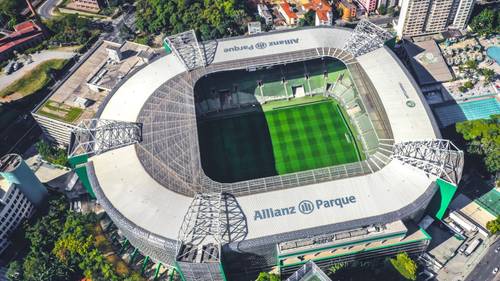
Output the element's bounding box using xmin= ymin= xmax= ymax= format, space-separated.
xmin=223 ymin=38 xmax=300 ymax=53
xmin=253 ymin=196 xmax=357 ymax=221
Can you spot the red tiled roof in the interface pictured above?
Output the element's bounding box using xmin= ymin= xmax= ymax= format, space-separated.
xmin=280 ymin=2 xmax=298 ymax=19
xmin=14 ymin=21 xmax=39 ymax=32
xmin=303 ymin=0 xmax=331 ymax=21
xmin=0 ymin=21 xmax=44 ymax=54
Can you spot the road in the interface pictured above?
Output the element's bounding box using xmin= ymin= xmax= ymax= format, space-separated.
xmin=465 ymin=238 xmax=500 ymax=281
xmin=37 ymin=0 xmax=60 ymax=19
xmin=0 ymin=50 xmax=76 ymax=92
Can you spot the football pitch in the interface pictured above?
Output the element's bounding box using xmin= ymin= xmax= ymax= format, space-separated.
xmin=197 ymin=97 xmax=362 ymax=183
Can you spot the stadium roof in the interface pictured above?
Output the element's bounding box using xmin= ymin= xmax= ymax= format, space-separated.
xmin=90 ymin=27 xmax=441 ymax=243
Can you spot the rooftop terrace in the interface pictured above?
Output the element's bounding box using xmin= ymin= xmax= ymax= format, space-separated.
xmin=35 ymin=40 xmax=154 ymax=125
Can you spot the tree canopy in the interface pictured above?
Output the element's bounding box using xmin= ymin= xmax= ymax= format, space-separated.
xmin=470 ymin=8 xmax=499 ymax=36
xmin=7 ymin=196 xmax=141 ymax=281
xmin=256 ymin=272 xmax=280 ymax=281
xmin=135 ymin=0 xmax=252 ymax=40
xmin=486 ymin=215 xmax=500 ymax=234
xmin=389 ymin=253 xmax=417 ymax=281
xmin=456 ymin=115 xmax=500 ymax=174
xmin=35 ymin=140 xmax=68 ymax=167
xmin=0 ymin=0 xmax=25 ymax=28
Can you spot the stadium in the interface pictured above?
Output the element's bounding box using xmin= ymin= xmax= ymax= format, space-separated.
xmin=68 ymin=22 xmax=464 ymax=280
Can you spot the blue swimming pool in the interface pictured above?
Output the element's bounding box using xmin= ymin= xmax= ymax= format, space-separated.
xmin=487 ymin=46 xmax=500 ymax=64
xmin=433 ymin=98 xmax=500 ymax=127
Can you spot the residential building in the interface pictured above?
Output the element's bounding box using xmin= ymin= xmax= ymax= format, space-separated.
xmin=258 ymin=4 xmax=273 ymax=25
xmin=66 ymin=0 xmax=101 ymax=13
xmin=449 ymin=0 xmax=475 ymax=29
xmin=396 ymin=0 xmax=475 ymax=37
xmin=0 ymin=154 xmax=48 ymax=254
xmin=357 ymin=0 xmax=378 ymax=12
xmin=279 ymin=2 xmax=299 ymax=25
xmin=338 ymin=0 xmax=357 ymax=21
xmin=303 ymin=0 xmax=334 ymax=26
xmin=0 ymin=20 xmax=45 ymax=61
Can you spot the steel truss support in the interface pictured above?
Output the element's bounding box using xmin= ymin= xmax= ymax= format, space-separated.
xmin=164 ymin=30 xmax=207 ymax=71
xmin=343 ymin=20 xmax=393 ymax=57
xmin=177 ymin=193 xmax=222 ymax=262
xmin=68 ymin=119 xmax=142 ymax=158
xmin=392 ymin=139 xmax=464 ymax=185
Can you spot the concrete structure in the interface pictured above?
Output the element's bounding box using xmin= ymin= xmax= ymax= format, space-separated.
xmin=0 ymin=21 xmax=45 ymax=61
xmin=32 ymin=40 xmax=155 ymax=145
xmin=449 ymin=0 xmax=475 ymax=29
xmin=449 ymin=192 xmax=498 ymax=237
xmin=338 ymin=0 xmax=358 ymax=21
xmin=0 ymin=154 xmax=47 ymax=254
xmin=77 ymin=25 xmax=464 ymax=280
xmin=401 ymin=40 xmax=454 ymax=86
xmin=357 ymin=0 xmax=378 ymax=12
xmin=396 ymin=0 xmax=476 ymax=37
xmin=258 ymin=4 xmax=274 ymax=25
xmin=66 ymin=0 xmax=101 ymax=13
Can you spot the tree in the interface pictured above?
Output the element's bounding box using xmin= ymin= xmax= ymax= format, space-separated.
xmin=464 ymin=59 xmax=478 ymax=70
xmin=300 ymin=10 xmax=316 ymax=26
xmin=35 ymin=140 xmax=68 ymax=166
xmin=135 ymin=0 xmax=251 ymax=40
xmin=6 ymin=261 xmax=23 ymax=281
xmin=389 ymin=253 xmax=417 ymax=281
xmin=378 ymin=4 xmax=387 ymax=15
xmin=480 ymin=68 xmax=495 ymax=83
xmin=464 ymin=80 xmax=474 ymax=89
xmin=470 ymin=8 xmax=498 ymax=36
xmin=256 ymin=272 xmax=280 ymax=281
xmin=486 ymin=216 xmax=500 ymax=234
xmin=0 ymin=0 xmax=24 ymax=28
xmin=456 ymin=115 xmax=500 ymax=173
xmin=328 ymin=262 xmax=346 ymax=275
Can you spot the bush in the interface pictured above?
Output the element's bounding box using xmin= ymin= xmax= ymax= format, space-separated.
xmin=486 ymin=215 xmax=500 ymax=234
xmin=389 ymin=253 xmax=417 ymax=281
xmin=35 ymin=140 xmax=68 ymax=167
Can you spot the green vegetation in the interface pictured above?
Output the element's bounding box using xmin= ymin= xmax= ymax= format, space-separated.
xmin=256 ymin=272 xmax=280 ymax=281
xmin=46 ymin=14 xmax=102 ymax=46
xmin=198 ymin=97 xmax=361 ymax=182
xmin=38 ymin=101 xmax=84 ymax=123
xmin=389 ymin=253 xmax=418 ymax=281
xmin=470 ymin=8 xmax=499 ymax=37
xmin=486 ymin=215 xmax=500 ymax=234
xmin=299 ymin=10 xmax=316 ymax=26
xmin=479 ymin=68 xmax=495 ymax=83
xmin=7 ymin=196 xmax=143 ymax=281
xmin=0 ymin=59 xmax=67 ymax=98
xmin=328 ymin=262 xmax=347 ymax=275
xmin=456 ymin=115 xmax=500 ymax=174
xmin=135 ymin=0 xmax=252 ymax=40
xmin=0 ymin=0 xmax=25 ymax=28
xmin=378 ymin=4 xmax=387 ymax=15
xmin=35 ymin=140 xmax=68 ymax=167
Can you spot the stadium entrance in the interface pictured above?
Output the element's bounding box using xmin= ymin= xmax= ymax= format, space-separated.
xmin=194 ymin=58 xmax=364 ymax=183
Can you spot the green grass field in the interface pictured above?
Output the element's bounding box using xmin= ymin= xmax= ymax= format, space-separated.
xmin=197 ymin=97 xmax=361 ymax=183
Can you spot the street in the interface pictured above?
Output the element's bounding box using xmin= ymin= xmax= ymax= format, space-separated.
xmin=37 ymin=0 xmax=60 ymax=19
xmin=465 ymin=238 xmax=500 ymax=281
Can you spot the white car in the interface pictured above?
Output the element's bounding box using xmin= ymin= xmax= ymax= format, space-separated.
xmin=495 ymin=246 xmax=500 ymax=253
xmin=493 ymin=267 xmax=499 ymax=274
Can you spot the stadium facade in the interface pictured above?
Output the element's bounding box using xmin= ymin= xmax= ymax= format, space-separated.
xmin=68 ymin=22 xmax=464 ymax=280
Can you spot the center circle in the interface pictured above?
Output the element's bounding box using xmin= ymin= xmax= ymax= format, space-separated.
xmin=298 ymin=200 xmax=315 ymax=214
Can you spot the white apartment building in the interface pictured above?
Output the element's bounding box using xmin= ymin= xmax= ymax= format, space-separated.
xmin=396 ymin=0 xmax=475 ymax=37
xmin=0 ymin=154 xmax=48 ymax=255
